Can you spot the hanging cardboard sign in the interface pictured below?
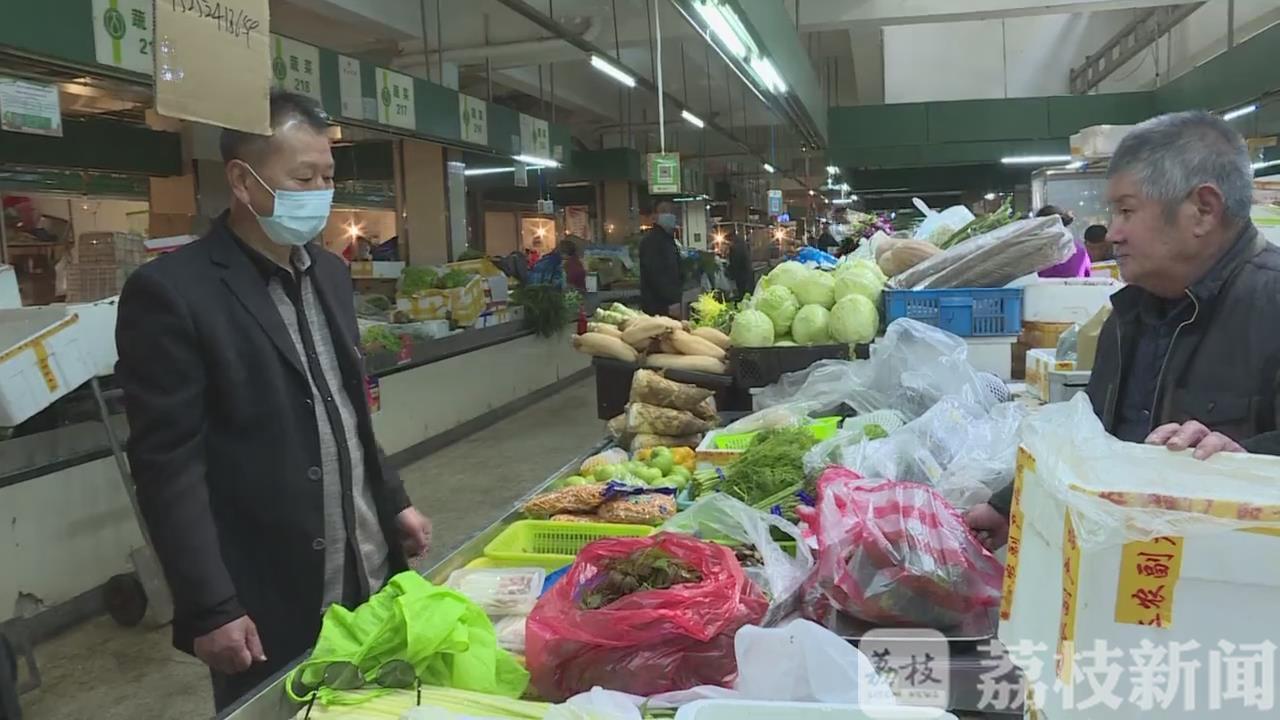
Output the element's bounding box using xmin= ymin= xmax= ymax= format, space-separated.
xmin=154 ymin=0 xmax=271 ymax=134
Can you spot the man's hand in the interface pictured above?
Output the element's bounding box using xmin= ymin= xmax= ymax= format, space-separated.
xmin=193 ymin=615 xmax=266 ymax=675
xmin=966 ymin=503 xmax=1010 ymax=552
xmin=1146 ymin=421 xmax=1245 ymax=460
xmin=396 ymin=507 xmax=432 ymax=558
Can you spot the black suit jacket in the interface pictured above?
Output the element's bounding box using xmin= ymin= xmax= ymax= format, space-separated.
xmin=639 ymin=226 xmax=682 ymax=315
xmin=115 ymin=214 xmax=410 ymax=664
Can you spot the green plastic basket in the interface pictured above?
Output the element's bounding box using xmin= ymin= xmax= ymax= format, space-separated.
xmin=483 ymin=520 xmax=655 ymax=570
xmin=712 ymin=416 xmax=841 ymax=450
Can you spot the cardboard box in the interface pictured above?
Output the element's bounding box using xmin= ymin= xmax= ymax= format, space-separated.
xmin=1075 ymin=305 xmax=1111 ymax=372
xmin=1001 ymin=399 xmax=1280 ymax=718
xmin=1022 ymin=279 xmax=1118 ymax=325
xmin=1025 ymin=348 xmax=1080 ymax=402
xmin=1021 ymin=321 xmax=1075 ymax=353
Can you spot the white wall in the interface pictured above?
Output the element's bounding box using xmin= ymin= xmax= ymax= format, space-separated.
xmin=882 ymin=2 xmax=1280 ymax=103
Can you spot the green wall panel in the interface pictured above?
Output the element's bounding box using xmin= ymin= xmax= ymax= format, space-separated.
xmin=415 ymin=78 xmax=460 ymax=141
xmin=0 ymin=117 xmax=181 ymax=176
xmin=1 ymin=0 xmax=97 ymax=68
xmin=1047 ymin=92 xmax=1155 ymax=137
xmin=926 ymin=98 xmax=1049 ymax=143
xmin=487 ymin=104 xmax=520 ymax=156
xmin=828 ymin=104 xmax=928 ymax=148
xmin=1157 ymin=23 xmax=1280 ymax=114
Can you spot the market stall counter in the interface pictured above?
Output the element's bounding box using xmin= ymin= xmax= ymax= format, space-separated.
xmin=218 ymin=432 xmax=1024 ymax=720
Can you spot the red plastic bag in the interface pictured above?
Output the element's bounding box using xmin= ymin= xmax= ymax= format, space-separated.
xmin=525 ymin=532 xmax=768 ymax=701
xmin=798 ymin=467 xmax=1003 ymax=629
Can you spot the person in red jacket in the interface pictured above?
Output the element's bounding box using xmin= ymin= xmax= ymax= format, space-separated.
xmin=560 ymin=238 xmax=587 ymax=291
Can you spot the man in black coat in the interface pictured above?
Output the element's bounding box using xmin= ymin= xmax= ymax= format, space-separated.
xmin=115 ymin=91 xmax=431 ymax=711
xmin=967 ymin=111 xmax=1280 ymax=549
xmin=639 ymin=200 xmax=683 ymax=316
xmin=726 ymin=230 xmax=755 ymax=300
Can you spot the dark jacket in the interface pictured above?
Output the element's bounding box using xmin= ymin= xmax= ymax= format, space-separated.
xmin=727 ymin=237 xmax=754 ymax=299
xmin=115 ymin=215 xmax=410 ymax=667
xmin=991 ymin=224 xmax=1280 ymax=515
xmin=639 ymin=226 xmax=682 ymax=315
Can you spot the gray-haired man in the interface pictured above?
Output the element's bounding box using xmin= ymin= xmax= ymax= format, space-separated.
xmin=969 ymin=110 xmax=1280 ymax=549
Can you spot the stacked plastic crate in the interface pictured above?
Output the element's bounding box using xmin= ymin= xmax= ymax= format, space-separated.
xmin=66 ymin=231 xmax=146 ymax=302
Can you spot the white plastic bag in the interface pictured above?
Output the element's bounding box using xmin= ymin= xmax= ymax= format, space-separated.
xmin=806 ymin=398 xmax=1026 ymax=510
xmin=1022 ymin=394 xmax=1280 ymax=549
xmin=911 ymin=198 xmax=975 ymax=245
xmin=660 ymin=494 xmax=813 ymax=617
xmin=754 ymin=318 xmax=996 ymax=421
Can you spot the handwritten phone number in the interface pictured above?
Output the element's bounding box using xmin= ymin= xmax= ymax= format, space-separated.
xmin=170 ymin=1 xmax=261 ymax=45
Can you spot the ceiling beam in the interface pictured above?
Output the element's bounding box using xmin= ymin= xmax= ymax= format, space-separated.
xmin=797 ymin=0 xmax=1193 ymax=29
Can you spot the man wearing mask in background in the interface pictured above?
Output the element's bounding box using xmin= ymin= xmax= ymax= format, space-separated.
xmin=115 ymin=91 xmax=432 ymax=711
xmin=968 ymin=111 xmax=1280 ymax=549
xmin=726 ymin=229 xmax=754 ymax=300
xmin=640 ymin=200 xmax=683 ymax=315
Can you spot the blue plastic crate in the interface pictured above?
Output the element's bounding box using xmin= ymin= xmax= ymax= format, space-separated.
xmin=883 ymin=288 xmax=1023 ymax=337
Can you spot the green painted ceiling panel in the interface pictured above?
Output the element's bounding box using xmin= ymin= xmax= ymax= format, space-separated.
xmin=0 ymin=117 xmax=181 ymax=176
xmin=487 ymin=104 xmax=520 ymax=156
xmin=414 ymin=78 xmax=460 ymax=142
xmin=831 ymin=138 xmax=1068 ymax=169
xmin=828 ymin=104 xmax=928 ymax=149
xmin=1156 ymin=23 xmax=1280 ymax=114
xmin=926 ymin=98 xmax=1049 ymax=143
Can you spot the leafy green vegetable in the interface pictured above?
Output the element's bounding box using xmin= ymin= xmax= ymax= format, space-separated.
xmin=578 ymin=547 xmax=703 ymax=610
xmin=792 ymin=268 xmax=835 ymax=309
xmin=863 ymin=423 xmax=888 ymax=440
xmin=514 ymin=285 xmax=577 ymax=337
xmin=457 ymin=248 xmax=486 ymax=261
xmin=756 ymin=285 xmax=799 ymax=336
xmin=724 ymin=427 xmax=817 ymax=512
xmin=360 ymin=325 xmax=403 ymax=354
xmin=441 ymin=268 xmax=474 ymax=288
xmin=941 ymin=195 xmax=1014 ymax=249
xmin=691 ymin=292 xmax=735 ymax=333
xmin=829 ymin=295 xmax=878 ymax=345
xmin=400 ymin=266 xmax=440 ymax=295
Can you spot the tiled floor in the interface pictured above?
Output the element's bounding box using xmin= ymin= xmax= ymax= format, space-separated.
xmin=17 ymin=378 xmax=601 ymax=720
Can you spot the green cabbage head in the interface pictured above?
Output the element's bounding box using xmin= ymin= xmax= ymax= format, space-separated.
xmin=792 ymin=304 xmax=831 ymax=345
xmin=729 ymin=309 xmax=776 ymax=347
xmin=830 ymin=295 xmax=879 ymax=345
xmin=792 ymin=268 xmax=836 ymax=308
xmin=755 ymin=285 xmax=800 ymax=336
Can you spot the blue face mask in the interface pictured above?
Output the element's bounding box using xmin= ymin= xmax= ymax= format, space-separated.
xmin=243 ymin=164 xmax=333 ymax=247
xmin=657 ymin=213 xmax=678 ymax=233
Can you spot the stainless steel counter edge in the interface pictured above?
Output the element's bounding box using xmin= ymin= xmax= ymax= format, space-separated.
xmin=217 ymin=438 xmax=612 ymax=720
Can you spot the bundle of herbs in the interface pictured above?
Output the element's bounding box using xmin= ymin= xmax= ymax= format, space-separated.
xmin=940 ymin=195 xmax=1014 ymax=249
xmin=514 ymin=285 xmax=581 ymax=337
xmin=723 ymin=427 xmax=817 ymax=518
xmin=578 ymin=547 xmax=703 ymax=610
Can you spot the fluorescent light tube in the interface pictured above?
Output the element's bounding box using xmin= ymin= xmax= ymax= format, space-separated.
xmin=589 ymin=54 xmax=636 ymax=88
xmin=681 ymin=109 xmax=705 ymax=128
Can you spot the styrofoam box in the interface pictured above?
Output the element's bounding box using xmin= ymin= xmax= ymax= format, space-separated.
xmin=1047 ymin=367 xmax=1090 ymax=404
xmin=60 ymin=296 xmax=119 ymax=377
xmin=1022 ymin=278 xmax=1118 ymax=325
xmin=675 ymin=701 xmax=957 ymax=720
xmin=1026 ymin=348 xmax=1073 ymax=401
xmin=965 ymin=335 xmax=1016 ymax=381
xmin=0 ymin=306 xmax=96 ymax=426
xmin=1000 ymin=443 xmax=1280 ymax=719
xmin=0 ymin=265 xmax=20 ymax=309
xmin=1069 ymin=124 xmax=1134 ymax=159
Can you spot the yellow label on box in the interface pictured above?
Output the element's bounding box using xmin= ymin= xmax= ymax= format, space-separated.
xmin=32 ymin=341 xmax=57 ymax=392
xmin=1000 ymin=447 xmax=1033 ymax=621
xmin=1071 ymin=485 xmax=1280 ymax=536
xmin=0 ymin=314 xmax=78 ymax=392
xmin=1114 ymin=536 xmax=1183 ymax=628
xmin=1057 ymin=513 xmax=1081 ymax=682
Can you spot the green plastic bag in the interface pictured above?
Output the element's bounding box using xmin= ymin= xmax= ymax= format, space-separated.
xmin=286 ymin=571 xmax=529 ymax=705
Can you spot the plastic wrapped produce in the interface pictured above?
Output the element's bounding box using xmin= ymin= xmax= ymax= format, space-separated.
xmin=525 ymin=533 xmax=767 ymax=701
xmin=890 ymin=215 xmax=1074 ymax=290
xmin=798 ymin=468 xmax=1003 ymax=629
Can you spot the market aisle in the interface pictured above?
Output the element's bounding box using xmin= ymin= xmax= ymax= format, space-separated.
xmin=20 ymin=377 xmax=600 ymax=720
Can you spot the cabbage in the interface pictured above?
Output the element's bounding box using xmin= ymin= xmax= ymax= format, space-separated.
xmin=838 ymin=257 xmax=886 ymax=283
xmin=792 ymin=269 xmax=836 ymax=308
xmin=773 ymin=338 xmax=798 ymax=347
xmin=830 ymin=295 xmax=879 ymax=345
xmin=729 ymin=309 xmax=775 ymax=347
xmin=755 ymin=285 xmax=800 ymax=336
xmin=760 ymin=261 xmax=808 ymax=294
xmin=833 ymin=265 xmax=883 ymax=305
xmin=791 ymin=304 xmax=831 ymax=345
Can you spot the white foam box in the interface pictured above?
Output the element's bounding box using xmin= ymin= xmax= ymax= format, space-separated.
xmin=0 ymin=265 xmax=20 ymax=309
xmin=0 ymin=306 xmax=96 ymax=426
xmin=999 ymin=443 xmax=1280 ymax=719
xmin=1069 ymin=124 xmax=1134 ymax=160
xmin=349 ymin=260 xmax=405 ymax=279
xmin=1025 ymin=348 xmax=1074 ymax=401
xmin=1022 ymin=278 xmax=1119 ymax=325
xmin=676 ymin=701 xmax=956 ymax=720
xmin=60 ymin=296 xmax=119 ymax=377
xmin=965 ymin=335 xmax=1016 ymax=381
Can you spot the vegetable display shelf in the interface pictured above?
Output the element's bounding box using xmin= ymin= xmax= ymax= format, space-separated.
xmin=727 ymin=343 xmax=870 ymax=389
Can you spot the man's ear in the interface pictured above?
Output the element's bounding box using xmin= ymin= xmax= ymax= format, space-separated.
xmin=1189 ymin=184 xmax=1228 ymax=236
xmin=225 ymin=160 xmax=253 ymax=208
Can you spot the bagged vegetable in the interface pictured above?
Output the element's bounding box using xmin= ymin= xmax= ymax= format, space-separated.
xmin=798 ymin=468 xmax=1003 ymax=629
xmin=891 ymin=215 xmax=1074 ymax=290
xmin=597 ymin=493 xmax=678 ymax=525
xmin=628 ymin=369 xmax=714 ymax=412
xmin=522 ymin=485 xmax=607 ymax=518
xmin=626 ymin=402 xmax=714 ymax=436
xmin=525 ymin=533 xmax=768 ymax=700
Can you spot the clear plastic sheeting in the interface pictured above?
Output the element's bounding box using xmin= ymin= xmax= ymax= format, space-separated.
xmin=1022 ymin=394 xmax=1280 ymax=550
xmin=890 ymin=215 xmax=1074 ymax=290
xmin=754 ymin=318 xmax=995 ymax=421
xmin=806 ymin=398 xmax=1028 ymax=509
